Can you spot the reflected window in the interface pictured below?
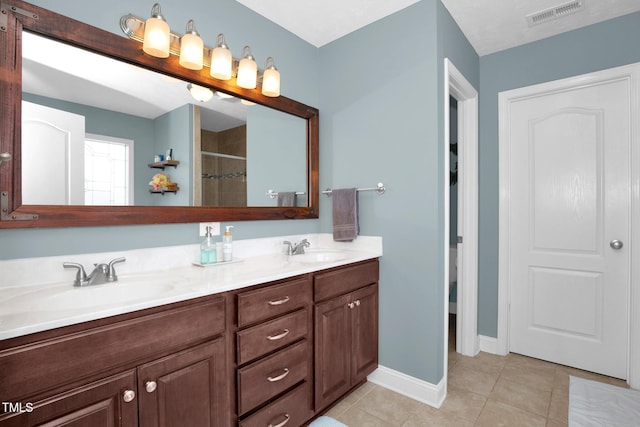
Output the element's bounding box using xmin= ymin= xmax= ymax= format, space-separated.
xmin=84 ymin=134 xmax=133 ymax=205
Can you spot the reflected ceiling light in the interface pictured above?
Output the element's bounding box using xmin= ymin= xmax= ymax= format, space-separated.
xmin=236 ymin=46 xmax=257 ymax=89
xmin=210 ymin=34 xmax=232 ymax=80
xmin=179 ymin=20 xmax=203 ymax=70
xmin=142 ymin=3 xmax=170 ymax=58
xmin=261 ymin=56 xmax=280 ymax=97
xmin=187 ymin=83 xmax=214 ymax=102
xmin=240 ymin=99 xmax=256 ymax=106
xmin=216 ymin=91 xmax=234 ymax=99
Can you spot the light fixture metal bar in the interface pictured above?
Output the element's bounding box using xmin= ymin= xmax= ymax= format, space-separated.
xmin=119 ymin=13 xmax=264 ymax=78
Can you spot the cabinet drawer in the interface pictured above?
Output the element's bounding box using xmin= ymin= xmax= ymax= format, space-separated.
xmin=314 ymin=259 xmax=379 ymax=301
xmin=239 ymin=382 xmax=311 ymax=427
xmin=0 ymin=296 xmax=225 ymax=402
xmin=237 ymin=340 xmax=308 ymax=415
xmin=237 ymin=308 xmax=308 ymax=365
xmin=237 ymin=277 xmax=311 ymax=327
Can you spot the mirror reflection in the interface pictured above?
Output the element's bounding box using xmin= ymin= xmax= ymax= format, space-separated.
xmin=21 ymin=32 xmax=307 ymax=208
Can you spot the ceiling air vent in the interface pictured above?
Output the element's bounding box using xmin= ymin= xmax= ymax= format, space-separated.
xmin=526 ymin=1 xmax=585 ymax=26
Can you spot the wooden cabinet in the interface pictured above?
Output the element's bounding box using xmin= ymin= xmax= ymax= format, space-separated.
xmin=235 ymin=276 xmax=313 ymax=425
xmin=0 ymin=296 xmax=228 ymax=427
xmin=0 ymin=258 xmax=380 ymax=426
xmin=314 ymin=260 xmax=379 ymax=411
xmin=137 ymin=339 xmax=227 ymax=427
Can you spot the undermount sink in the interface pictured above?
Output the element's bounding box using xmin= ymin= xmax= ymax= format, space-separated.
xmin=10 ymin=275 xmax=187 ymax=312
xmin=292 ymin=249 xmax=351 ymax=264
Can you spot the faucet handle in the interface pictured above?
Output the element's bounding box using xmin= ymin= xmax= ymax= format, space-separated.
xmin=283 ymin=241 xmax=293 ymax=255
xmin=63 ymin=262 xmax=89 ymax=287
xmin=107 ymin=257 xmax=126 ymax=282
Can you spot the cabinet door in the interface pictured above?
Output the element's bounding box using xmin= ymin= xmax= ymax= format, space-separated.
xmin=314 ymin=294 xmax=351 ymax=410
xmin=137 ymin=338 xmax=227 ymax=427
xmin=0 ymin=371 xmax=137 ymax=427
xmin=350 ymin=284 xmax=379 ymax=384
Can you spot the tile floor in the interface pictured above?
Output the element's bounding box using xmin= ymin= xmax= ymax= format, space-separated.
xmin=325 ymin=315 xmax=629 ymax=426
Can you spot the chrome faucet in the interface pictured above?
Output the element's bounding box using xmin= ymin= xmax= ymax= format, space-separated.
xmin=63 ymin=257 xmax=126 ymax=287
xmin=283 ymin=239 xmax=310 ymax=255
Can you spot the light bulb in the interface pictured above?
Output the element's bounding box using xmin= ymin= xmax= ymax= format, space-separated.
xmin=179 ymin=20 xmax=203 ymax=70
xmin=261 ymin=57 xmax=280 ymax=97
xmin=237 ymin=46 xmax=257 ymax=89
xmin=210 ymin=34 xmax=232 ymax=80
xmin=142 ymin=3 xmax=170 ymax=58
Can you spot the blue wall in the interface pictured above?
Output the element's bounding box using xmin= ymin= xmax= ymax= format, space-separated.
xmin=318 ymin=0 xmax=477 ymax=384
xmin=477 ymin=11 xmax=640 ymax=337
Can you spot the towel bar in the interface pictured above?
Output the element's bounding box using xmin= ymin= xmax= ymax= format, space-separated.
xmin=266 ymin=190 xmax=306 ymax=199
xmin=323 ymin=182 xmax=385 ymax=196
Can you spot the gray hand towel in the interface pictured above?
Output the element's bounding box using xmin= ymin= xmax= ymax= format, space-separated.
xmin=332 ymin=188 xmax=358 ymax=241
xmin=277 ymin=191 xmax=296 ymax=207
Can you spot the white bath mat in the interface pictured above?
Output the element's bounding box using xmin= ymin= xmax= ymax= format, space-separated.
xmin=569 ymin=376 xmax=640 ymax=426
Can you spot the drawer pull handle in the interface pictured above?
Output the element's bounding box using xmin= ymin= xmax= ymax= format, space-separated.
xmin=268 ymin=296 xmax=290 ymax=306
xmin=268 ymin=413 xmax=290 ymax=427
xmin=122 ymin=389 xmax=136 ymax=403
xmin=267 ymin=368 xmax=290 ymax=382
xmin=267 ymin=329 xmax=290 ymax=341
xmin=145 ymin=381 xmax=157 ymax=393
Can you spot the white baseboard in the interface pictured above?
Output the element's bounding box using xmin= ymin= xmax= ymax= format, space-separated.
xmin=367 ymin=365 xmax=446 ymax=409
xmin=479 ymin=335 xmax=500 ymax=354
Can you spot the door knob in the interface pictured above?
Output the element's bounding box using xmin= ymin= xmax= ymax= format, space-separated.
xmin=610 ymin=239 xmax=624 ymax=250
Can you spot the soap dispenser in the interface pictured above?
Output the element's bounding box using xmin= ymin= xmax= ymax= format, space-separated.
xmin=222 ymin=225 xmax=234 ymax=261
xmin=200 ymin=226 xmax=217 ymax=264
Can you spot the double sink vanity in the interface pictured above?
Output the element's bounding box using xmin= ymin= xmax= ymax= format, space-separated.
xmin=0 ymin=234 xmax=381 ymax=426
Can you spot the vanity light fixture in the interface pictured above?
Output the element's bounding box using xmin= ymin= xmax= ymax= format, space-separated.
xmin=187 ymin=83 xmax=214 ymax=102
xmin=261 ymin=57 xmax=280 ymax=97
xmin=237 ymin=46 xmax=257 ymax=89
xmin=210 ymin=34 xmax=233 ymax=80
xmin=121 ymin=7 xmax=282 ymax=96
xmin=179 ymin=20 xmax=204 ymax=70
xmin=142 ymin=3 xmax=170 ymax=58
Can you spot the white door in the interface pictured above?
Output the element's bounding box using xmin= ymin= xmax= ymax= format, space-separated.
xmin=22 ymin=101 xmax=85 ymax=205
xmin=506 ymin=75 xmax=630 ymax=378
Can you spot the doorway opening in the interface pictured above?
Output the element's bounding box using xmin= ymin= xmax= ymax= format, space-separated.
xmin=444 ymin=59 xmax=479 ymax=377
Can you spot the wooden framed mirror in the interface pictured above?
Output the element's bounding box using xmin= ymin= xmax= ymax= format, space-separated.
xmin=0 ymin=0 xmax=319 ymax=228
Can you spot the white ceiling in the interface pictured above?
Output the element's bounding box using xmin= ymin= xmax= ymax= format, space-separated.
xmin=236 ymin=0 xmax=640 ymax=55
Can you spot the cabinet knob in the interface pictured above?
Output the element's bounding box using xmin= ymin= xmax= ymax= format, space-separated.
xmin=122 ymin=389 xmax=136 ymax=403
xmin=267 ymin=368 xmax=290 ymax=382
xmin=355 ymin=299 xmax=361 ymax=306
xmin=145 ymin=380 xmax=158 ymax=393
xmin=268 ymin=413 xmax=290 ymax=427
xmin=347 ymin=302 xmax=355 ymax=309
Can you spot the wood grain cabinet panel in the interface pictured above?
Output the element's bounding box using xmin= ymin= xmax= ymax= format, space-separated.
xmin=314 ymin=259 xmax=379 ymax=411
xmin=137 ymin=338 xmax=227 ymax=427
xmin=0 ymin=371 xmax=138 ymax=427
xmin=237 ymin=340 xmax=308 ymax=415
xmin=237 ymin=276 xmax=311 ymax=327
xmin=238 ymin=382 xmax=311 ymax=427
xmin=237 ymin=308 xmax=308 ymax=365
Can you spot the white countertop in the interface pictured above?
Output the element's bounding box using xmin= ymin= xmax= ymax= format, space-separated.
xmin=0 ymin=234 xmax=382 ymax=341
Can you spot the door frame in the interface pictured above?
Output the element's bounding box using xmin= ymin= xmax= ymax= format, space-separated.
xmin=444 ymin=58 xmax=479 ymax=367
xmin=497 ymin=62 xmax=640 ymax=388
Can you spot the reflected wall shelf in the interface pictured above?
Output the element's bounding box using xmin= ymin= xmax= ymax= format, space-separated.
xmin=149 ymin=187 xmax=180 ymax=195
xmin=148 ymin=160 xmax=180 ymax=170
